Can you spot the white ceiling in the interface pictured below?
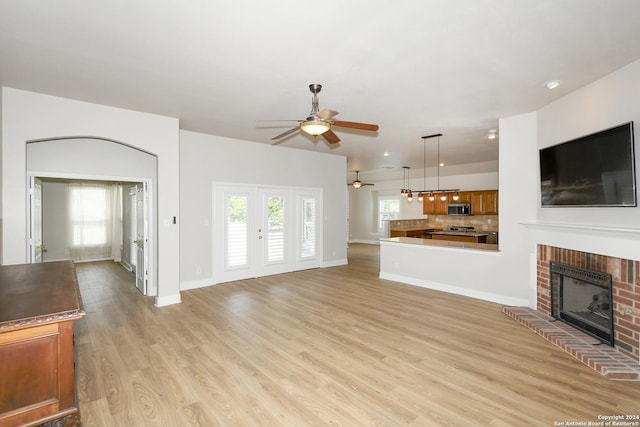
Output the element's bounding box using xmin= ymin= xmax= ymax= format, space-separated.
xmin=2 ymin=1 xmax=640 ymax=183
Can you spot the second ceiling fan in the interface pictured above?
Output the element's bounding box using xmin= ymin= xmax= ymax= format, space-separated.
xmin=269 ymin=84 xmax=379 ymax=144
xmin=349 ymin=171 xmax=374 ymax=188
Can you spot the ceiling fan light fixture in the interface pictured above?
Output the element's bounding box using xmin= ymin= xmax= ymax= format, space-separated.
xmin=352 ymin=180 xmax=362 ymax=189
xmin=300 ymin=118 xmax=330 ymax=136
xmin=545 ymin=80 xmax=561 ymax=90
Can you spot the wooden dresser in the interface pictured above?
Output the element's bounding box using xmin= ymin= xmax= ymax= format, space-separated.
xmin=0 ymin=261 xmax=85 ymax=427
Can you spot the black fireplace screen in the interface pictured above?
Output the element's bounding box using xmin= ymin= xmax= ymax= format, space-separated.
xmin=550 ymin=261 xmax=614 ymax=346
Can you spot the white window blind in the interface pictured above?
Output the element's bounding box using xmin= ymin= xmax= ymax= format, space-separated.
xmin=300 ymin=197 xmax=316 ymax=258
xmin=68 ymin=183 xmax=116 ymax=261
xmin=267 ymin=196 xmax=285 ymax=262
xmin=226 ymin=194 xmax=248 ymax=268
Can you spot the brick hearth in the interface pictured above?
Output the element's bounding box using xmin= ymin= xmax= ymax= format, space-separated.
xmin=505 ymin=244 xmax=640 ymax=380
xmin=503 ymin=306 xmax=640 ymax=380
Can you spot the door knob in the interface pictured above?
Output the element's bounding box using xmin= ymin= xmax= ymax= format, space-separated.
xmin=38 ymin=244 xmax=47 ymax=251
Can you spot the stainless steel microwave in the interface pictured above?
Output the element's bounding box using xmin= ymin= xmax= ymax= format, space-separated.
xmin=447 ymin=203 xmax=471 ymax=216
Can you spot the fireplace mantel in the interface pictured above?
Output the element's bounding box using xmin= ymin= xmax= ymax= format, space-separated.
xmin=521 ymin=220 xmax=640 ymax=263
xmin=520 ymin=220 xmax=640 ymax=240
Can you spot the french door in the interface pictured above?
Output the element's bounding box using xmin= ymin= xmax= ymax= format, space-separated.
xmin=213 ymin=184 xmax=321 ymax=284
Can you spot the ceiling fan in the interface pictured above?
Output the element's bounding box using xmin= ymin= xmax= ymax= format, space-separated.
xmin=268 ymin=84 xmax=379 ymax=144
xmin=349 ymin=171 xmax=374 ymax=188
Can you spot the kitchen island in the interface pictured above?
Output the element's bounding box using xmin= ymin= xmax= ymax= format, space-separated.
xmin=430 ymin=231 xmax=488 ymax=243
xmin=377 ymin=235 xmax=528 ymax=308
xmin=381 ymin=236 xmax=498 ymax=251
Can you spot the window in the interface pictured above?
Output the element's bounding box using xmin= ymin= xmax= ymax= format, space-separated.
xmin=68 ymin=183 xmax=115 ymax=261
xmin=378 ymin=196 xmax=400 ymax=232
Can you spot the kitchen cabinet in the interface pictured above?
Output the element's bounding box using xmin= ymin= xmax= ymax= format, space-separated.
xmin=483 ymin=190 xmax=499 ymax=214
xmin=421 ymin=189 xmax=498 ymax=215
xmin=469 ymin=190 xmax=499 ymax=215
xmin=0 ymin=261 xmax=85 ymax=427
xmin=431 ymin=232 xmax=488 ymax=243
xmin=454 ymin=191 xmax=472 ymax=203
xmin=422 ymin=193 xmax=450 ymax=215
xmin=469 ymin=192 xmax=483 ymax=215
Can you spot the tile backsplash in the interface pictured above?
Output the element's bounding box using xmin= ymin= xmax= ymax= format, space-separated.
xmin=389 ymin=215 xmax=498 ymax=231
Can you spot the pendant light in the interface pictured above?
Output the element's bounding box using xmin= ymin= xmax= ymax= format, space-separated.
xmin=415 ymin=133 xmax=459 ymax=202
xmin=418 ymin=137 xmax=427 ymax=203
xmin=436 ymin=134 xmax=447 ymax=201
xmin=400 ymin=166 xmax=407 ymax=196
xmin=405 ymin=167 xmax=413 ymax=202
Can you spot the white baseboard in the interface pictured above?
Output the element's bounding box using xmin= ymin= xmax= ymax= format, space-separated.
xmin=181 ymin=277 xmax=216 ymax=291
xmin=379 ymin=272 xmax=530 ymax=307
xmin=348 ymin=239 xmax=381 ymax=245
xmin=154 ymin=293 xmax=182 ymax=307
xmin=323 ymin=258 xmax=348 ymax=268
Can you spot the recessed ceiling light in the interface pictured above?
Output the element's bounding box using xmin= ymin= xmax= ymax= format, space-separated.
xmin=383 ymin=151 xmax=389 ymax=157
xmin=439 ymin=162 xmax=444 ymax=167
xmin=545 ymin=80 xmax=561 ymax=90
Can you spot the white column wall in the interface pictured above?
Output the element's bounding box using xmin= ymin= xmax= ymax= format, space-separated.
xmin=1 ymin=88 xmax=181 ymax=306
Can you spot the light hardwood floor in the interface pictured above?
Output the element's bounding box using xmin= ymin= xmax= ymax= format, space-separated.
xmin=74 ymin=244 xmax=640 ymax=426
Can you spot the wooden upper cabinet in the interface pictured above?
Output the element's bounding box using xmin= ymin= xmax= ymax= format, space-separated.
xmin=422 ymin=193 xmax=450 ymax=215
xmin=455 ymin=191 xmax=472 ymax=203
xmin=469 ymin=190 xmax=499 ymax=215
xmin=469 ymin=191 xmax=483 ymax=215
xmin=483 ymin=190 xmax=499 ymax=215
xmin=422 ymin=190 xmax=498 ymax=215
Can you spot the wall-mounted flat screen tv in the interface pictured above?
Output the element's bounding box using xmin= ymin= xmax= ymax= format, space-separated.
xmin=539 ymin=122 xmax=636 ymax=207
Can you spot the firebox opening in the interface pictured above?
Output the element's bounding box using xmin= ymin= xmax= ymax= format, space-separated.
xmin=550 ymin=261 xmax=614 ymax=347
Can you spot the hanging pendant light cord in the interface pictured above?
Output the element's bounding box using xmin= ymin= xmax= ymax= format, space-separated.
xmin=437 ymin=135 xmax=440 ymax=191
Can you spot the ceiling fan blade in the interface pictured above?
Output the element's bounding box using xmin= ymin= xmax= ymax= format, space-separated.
xmin=271 ymin=126 xmax=300 ymax=140
xmin=317 ymin=109 xmax=339 ymax=120
xmin=257 ymin=119 xmax=302 ymax=122
xmin=322 ymin=129 xmax=341 ymax=144
xmin=330 ymin=120 xmax=379 ymax=131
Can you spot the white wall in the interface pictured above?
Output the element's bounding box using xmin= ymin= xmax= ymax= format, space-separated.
xmin=1 ymin=88 xmax=181 ymax=306
xmin=27 ymin=138 xmax=157 ymax=178
xmin=179 ymin=130 xmax=347 ymax=288
xmin=536 ymin=59 xmax=640 ymax=228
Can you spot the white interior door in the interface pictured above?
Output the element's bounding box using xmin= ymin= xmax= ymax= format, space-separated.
xmin=135 ymin=183 xmax=147 ymax=294
xmin=29 ymin=177 xmax=44 ymax=263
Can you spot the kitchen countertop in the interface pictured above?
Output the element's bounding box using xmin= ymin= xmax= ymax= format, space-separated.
xmin=430 ymin=231 xmax=489 ymax=237
xmin=381 ymin=236 xmax=499 ymax=251
xmin=389 ymin=226 xmax=435 ymax=231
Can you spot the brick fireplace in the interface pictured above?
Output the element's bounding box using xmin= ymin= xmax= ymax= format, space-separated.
xmin=504 ymin=244 xmax=640 ymax=379
xmin=537 ymin=245 xmax=639 ymax=360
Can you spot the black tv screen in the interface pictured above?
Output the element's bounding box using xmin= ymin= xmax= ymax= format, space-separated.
xmin=539 ymin=122 xmax=636 ymax=207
